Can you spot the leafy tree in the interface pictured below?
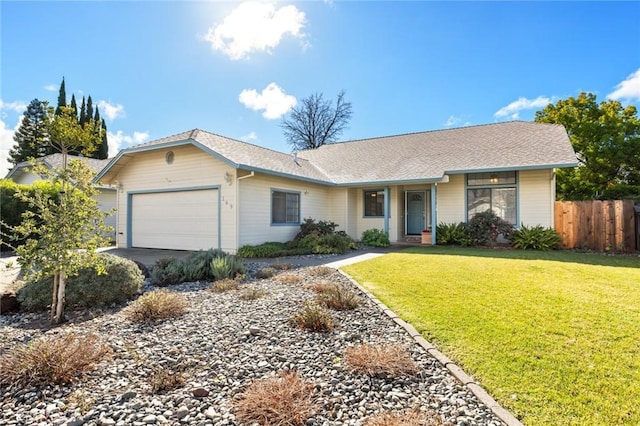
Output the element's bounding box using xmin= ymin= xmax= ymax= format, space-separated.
xmin=7 ymin=99 xmax=50 ymax=166
xmin=55 ymin=77 xmax=67 ymax=116
xmin=535 ymin=92 xmax=640 ymax=200
xmin=281 ymin=90 xmax=353 ymax=151
xmin=11 ymin=105 xmax=107 ymax=324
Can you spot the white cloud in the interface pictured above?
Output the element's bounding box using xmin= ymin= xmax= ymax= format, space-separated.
xmin=444 ymin=115 xmax=461 ymax=127
xmin=97 ymin=100 xmax=125 ymax=121
xmin=607 ymin=68 xmax=640 ymax=102
xmin=0 ymin=117 xmax=22 ymax=175
xmin=239 ymin=82 xmax=297 ymax=119
xmin=107 ymin=130 xmax=149 ymax=157
xmin=494 ymin=96 xmax=552 ymax=120
xmin=241 ymin=131 xmax=258 ymax=142
xmin=44 ymin=84 xmax=57 ymax=92
xmin=0 ymin=99 xmax=28 ymax=114
xmin=204 ymin=1 xmax=307 ymax=60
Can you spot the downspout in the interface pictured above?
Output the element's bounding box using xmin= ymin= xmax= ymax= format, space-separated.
xmin=384 ymin=187 xmax=390 ymax=235
xmin=431 ymin=183 xmax=437 ymax=245
xmin=235 ymin=171 xmax=255 ymax=252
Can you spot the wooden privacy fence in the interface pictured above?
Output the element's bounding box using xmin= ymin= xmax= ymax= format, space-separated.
xmin=554 ymin=200 xmax=637 ymax=252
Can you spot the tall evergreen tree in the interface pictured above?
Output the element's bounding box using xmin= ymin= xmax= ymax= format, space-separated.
xmin=55 ymin=77 xmax=66 ymax=116
xmin=69 ymin=94 xmax=78 ymax=117
xmin=97 ymin=118 xmax=109 ymax=159
xmin=79 ymin=96 xmax=87 ymax=127
xmin=85 ymin=96 xmax=94 ymax=128
xmin=7 ymin=99 xmax=50 ymax=167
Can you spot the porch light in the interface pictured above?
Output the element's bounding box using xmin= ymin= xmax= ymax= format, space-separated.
xmin=490 ymin=173 xmax=498 ymax=184
xmin=371 ymin=192 xmax=377 ymax=197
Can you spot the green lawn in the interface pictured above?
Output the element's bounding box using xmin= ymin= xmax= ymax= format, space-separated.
xmin=342 ymin=247 xmax=640 ymax=426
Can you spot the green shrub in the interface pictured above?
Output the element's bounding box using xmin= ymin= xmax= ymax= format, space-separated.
xmin=150 ymin=250 xmax=246 ymax=285
xmin=298 ymin=232 xmax=354 ymax=254
xmin=125 ymin=290 xmax=188 ymax=323
xmin=511 ymin=224 xmax=562 ymax=250
xmin=211 ymin=255 xmax=246 ymax=281
xmin=18 ymin=253 xmax=143 ymax=311
xmin=290 ymin=301 xmax=334 ymax=332
xmin=0 ymin=179 xmax=62 ymax=251
xmin=294 ymin=218 xmax=339 ymax=242
xmin=237 ymin=242 xmax=290 ymax=258
xmin=467 ymin=209 xmax=514 ymax=246
xmin=256 ymin=267 xmax=277 ymax=279
xmin=436 ymin=222 xmax=472 ymax=246
xmin=361 ymin=229 xmax=390 ymax=247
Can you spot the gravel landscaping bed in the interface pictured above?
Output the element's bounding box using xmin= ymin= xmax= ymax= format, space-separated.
xmin=0 ymin=262 xmax=505 ymax=426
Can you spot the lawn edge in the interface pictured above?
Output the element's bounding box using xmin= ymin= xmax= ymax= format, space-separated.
xmin=338 ymin=269 xmax=524 ymax=426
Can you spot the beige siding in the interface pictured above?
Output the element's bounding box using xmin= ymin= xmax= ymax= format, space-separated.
xmin=114 ymin=145 xmax=237 ymax=252
xmin=95 ymin=189 xmax=117 ymax=241
xmin=238 ymin=173 xmax=329 ymax=246
xmin=436 ymin=174 xmax=466 ymax=224
xmin=519 ymin=169 xmax=554 ymax=227
xmin=326 ymin=188 xmax=348 ymax=233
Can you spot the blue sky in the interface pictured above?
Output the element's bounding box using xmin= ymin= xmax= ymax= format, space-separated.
xmin=1 ymin=1 xmax=639 ymax=173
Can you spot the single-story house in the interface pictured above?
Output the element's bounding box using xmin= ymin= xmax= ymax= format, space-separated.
xmin=5 ymin=153 xmax=117 ymax=240
xmin=95 ymin=121 xmax=578 ymax=252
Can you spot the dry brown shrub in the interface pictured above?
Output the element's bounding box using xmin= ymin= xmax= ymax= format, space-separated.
xmin=364 ymin=409 xmax=445 ymax=426
xmin=271 ymin=262 xmax=294 ymax=270
xmin=275 ymin=273 xmax=303 ymax=285
xmin=345 ymin=343 xmax=419 ymax=377
xmin=305 ymin=279 xmax=333 ymax=293
xmin=308 ymin=266 xmax=335 ymax=277
xmin=316 ymin=284 xmax=361 ymax=310
xmin=150 ymin=366 xmax=186 ymax=394
xmin=234 ymin=371 xmax=317 ymax=425
xmin=0 ymin=333 xmax=109 ymax=386
xmin=290 ymin=302 xmax=334 ymax=332
xmin=125 ymin=290 xmax=188 ymax=323
xmin=239 ymin=288 xmax=268 ymax=301
xmin=209 ymin=278 xmax=240 ymax=293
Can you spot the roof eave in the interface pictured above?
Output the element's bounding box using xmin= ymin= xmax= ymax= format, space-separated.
xmin=445 ymin=162 xmax=578 ymax=175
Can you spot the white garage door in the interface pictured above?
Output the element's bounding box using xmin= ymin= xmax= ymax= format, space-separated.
xmin=131 ymin=189 xmax=218 ymax=250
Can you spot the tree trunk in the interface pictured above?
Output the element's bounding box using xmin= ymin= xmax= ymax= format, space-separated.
xmin=54 ymin=269 xmax=66 ymax=324
xmin=50 ymin=272 xmax=59 ymax=323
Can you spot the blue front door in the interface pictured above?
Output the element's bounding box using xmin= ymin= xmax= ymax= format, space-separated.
xmin=406 ymin=191 xmax=426 ymax=235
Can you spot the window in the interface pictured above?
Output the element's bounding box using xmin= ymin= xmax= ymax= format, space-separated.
xmin=272 ymin=190 xmax=300 ymax=224
xmin=364 ymin=189 xmax=384 ymax=217
xmin=467 ymin=172 xmax=517 ymax=224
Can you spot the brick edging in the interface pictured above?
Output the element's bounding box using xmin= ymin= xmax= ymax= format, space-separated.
xmin=338 ymin=270 xmax=524 ymax=426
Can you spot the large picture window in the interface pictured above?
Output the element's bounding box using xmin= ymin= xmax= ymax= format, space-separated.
xmin=272 ymin=190 xmax=300 ymax=225
xmin=364 ymin=189 xmax=385 ymax=217
xmin=467 ymin=172 xmax=517 ymax=224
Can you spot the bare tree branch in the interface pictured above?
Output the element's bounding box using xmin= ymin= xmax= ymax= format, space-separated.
xmin=281 ymin=91 xmax=353 ymax=150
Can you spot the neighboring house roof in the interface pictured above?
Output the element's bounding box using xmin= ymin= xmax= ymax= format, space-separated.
xmin=96 ymin=121 xmax=578 ymax=186
xmin=5 ymin=153 xmax=112 ymax=184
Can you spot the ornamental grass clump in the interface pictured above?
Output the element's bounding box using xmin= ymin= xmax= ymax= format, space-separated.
xmin=0 ymin=333 xmax=109 ymax=387
xmin=308 ymin=266 xmax=335 ymax=277
xmin=209 ymin=278 xmax=240 ymax=293
xmin=345 ymin=343 xmax=419 ymax=378
xmin=234 ymin=371 xmax=317 ymax=426
xmin=149 ymin=366 xmax=186 ymax=394
xmin=290 ymin=301 xmax=334 ymax=332
xmin=316 ymin=283 xmax=361 ymax=311
xmin=125 ymin=290 xmax=188 ymax=323
xmin=364 ymin=409 xmax=446 ymax=426
xmin=275 ymin=273 xmax=303 ymax=285
xmin=239 ymin=288 xmax=268 ymax=301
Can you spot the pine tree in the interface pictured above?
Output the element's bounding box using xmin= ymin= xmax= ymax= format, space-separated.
xmin=69 ymin=94 xmax=78 ymax=118
xmin=8 ymin=99 xmax=50 ymax=167
xmin=55 ymin=77 xmax=66 ymax=116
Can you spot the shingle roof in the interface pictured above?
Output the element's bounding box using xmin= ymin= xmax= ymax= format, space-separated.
xmin=298 ymin=121 xmax=577 ymax=184
xmin=96 ymin=121 xmax=577 ymax=186
xmin=6 ymin=153 xmax=111 ymax=179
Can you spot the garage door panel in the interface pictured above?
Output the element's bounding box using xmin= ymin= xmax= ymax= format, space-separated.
xmin=131 ymin=190 xmax=218 ymax=250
